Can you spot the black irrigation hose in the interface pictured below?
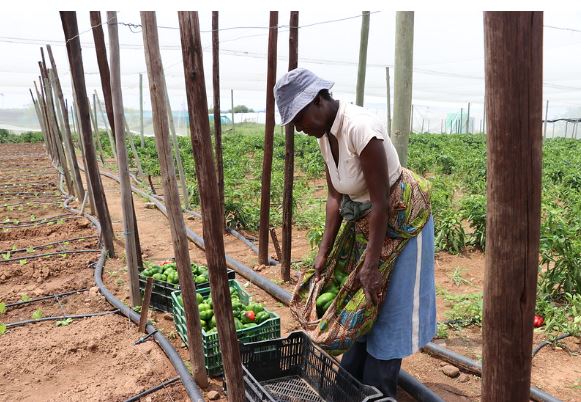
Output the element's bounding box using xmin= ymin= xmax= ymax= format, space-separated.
xmin=422 ymin=342 xmax=563 ymax=402
xmin=0 ymin=235 xmax=99 ymax=254
xmin=0 ymin=201 xmax=61 ymax=208
xmin=0 ymin=191 xmax=60 ymax=196
xmin=0 ymin=249 xmax=101 ymax=263
xmin=5 ymin=288 xmax=88 ymax=309
xmin=532 ymin=333 xmax=573 ymax=357
xmin=5 ymin=310 xmax=119 ymax=329
xmin=398 ymin=369 xmax=444 ymax=402
xmin=0 ymin=214 xmax=80 ymax=228
xmin=123 ymin=376 xmax=180 ymax=402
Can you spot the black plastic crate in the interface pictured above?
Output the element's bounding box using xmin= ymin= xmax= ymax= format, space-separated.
xmin=138 ymin=267 xmax=236 ymax=312
xmin=240 ymin=331 xmax=387 ymax=402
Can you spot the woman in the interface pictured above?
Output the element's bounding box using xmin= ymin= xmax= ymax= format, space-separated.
xmin=274 ymin=68 xmax=436 ymax=399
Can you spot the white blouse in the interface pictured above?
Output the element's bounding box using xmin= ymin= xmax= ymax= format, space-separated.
xmin=318 ymin=101 xmax=401 ymax=202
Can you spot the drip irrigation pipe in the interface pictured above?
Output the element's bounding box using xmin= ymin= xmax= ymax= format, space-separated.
xmin=0 ymin=201 xmax=61 ymax=208
xmin=0 ymin=191 xmax=60 ymax=196
xmin=5 ymin=310 xmax=119 ymax=329
xmin=398 ymin=369 xmax=444 ymax=402
xmin=0 ymin=215 xmax=81 ymax=228
xmin=0 ymin=249 xmax=101 ymax=263
xmin=123 ymin=376 xmax=181 ymax=402
xmin=532 ymin=333 xmax=573 ymax=357
xmin=5 ymin=288 xmax=88 ymax=309
xmin=422 ymin=342 xmax=563 ymax=402
xmin=0 ymin=235 xmax=99 ymax=254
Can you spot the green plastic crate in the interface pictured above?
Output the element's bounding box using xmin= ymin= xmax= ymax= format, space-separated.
xmin=171 ymin=279 xmax=281 ymax=376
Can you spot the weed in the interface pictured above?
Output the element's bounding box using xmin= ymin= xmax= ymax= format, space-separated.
xmin=449 ymin=267 xmax=472 ymax=287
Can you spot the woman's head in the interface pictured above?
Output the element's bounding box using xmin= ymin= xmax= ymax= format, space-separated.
xmin=274 ymin=68 xmax=337 ymax=138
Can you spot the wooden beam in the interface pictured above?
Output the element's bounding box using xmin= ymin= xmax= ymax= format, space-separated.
xmin=141 ymin=12 xmax=209 ymax=387
xmin=281 ymin=11 xmax=298 ymax=282
xmin=212 ymin=11 xmax=225 ymax=228
xmin=258 ymin=11 xmax=279 ymax=266
xmin=107 ymin=11 xmax=141 ymax=306
xmin=178 ymin=11 xmax=244 ymax=399
xmin=356 ymin=11 xmax=370 ymax=106
xmin=482 ymin=11 xmax=543 ymax=402
xmin=392 ymin=11 xmax=414 ymax=167
xmin=60 ymin=11 xmax=115 ymax=256
xmin=47 ymin=45 xmax=86 ymax=201
xmin=90 ymin=11 xmax=116 ymax=142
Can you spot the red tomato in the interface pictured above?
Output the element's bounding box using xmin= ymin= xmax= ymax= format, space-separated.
xmin=533 ymin=315 xmax=544 ymax=328
xmin=245 ymin=311 xmax=256 ymax=322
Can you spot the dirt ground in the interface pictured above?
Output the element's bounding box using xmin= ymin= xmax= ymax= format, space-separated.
xmin=1 ymin=143 xmax=579 ymax=402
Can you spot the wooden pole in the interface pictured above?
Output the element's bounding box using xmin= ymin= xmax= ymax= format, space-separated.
xmin=107 ymin=11 xmax=141 ymax=306
xmin=90 ymin=11 xmax=116 ymax=143
xmin=95 ymin=92 xmax=117 ymax=160
xmin=39 ymin=61 xmax=74 ymax=195
xmin=164 ymin=85 xmax=189 ymax=208
xmin=212 ymin=11 xmax=225 ymax=228
xmin=139 ymin=73 xmax=145 ymax=147
xmin=61 ymin=11 xmax=115 ymax=257
xmin=35 ymin=81 xmax=55 ymax=162
xmin=391 ymin=10 xmax=414 ymax=168
xmin=543 ymin=100 xmax=549 ymax=140
xmin=483 ymin=11 xmax=543 ymax=402
xmin=386 ymin=66 xmax=391 ymax=137
xmin=138 ymin=277 xmax=153 ymax=333
xmin=466 ymin=102 xmax=471 ymax=133
xmin=90 ymin=95 xmax=106 ymax=164
xmin=281 ymin=11 xmax=299 ymax=282
xmin=258 ymin=11 xmax=279 ymax=266
xmin=141 ymin=15 xmax=209 ymax=387
xmin=355 ymin=11 xmax=370 ymax=107
xmin=178 ymin=11 xmax=244 ymax=399
xmin=123 ymin=119 xmax=145 ymax=178
xmin=47 ymin=45 xmax=85 ymax=200
xmin=230 ymin=89 xmax=235 ymax=132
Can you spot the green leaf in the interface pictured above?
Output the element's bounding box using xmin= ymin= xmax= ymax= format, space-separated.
xmin=0 ymin=323 xmax=6 ymax=335
xmin=20 ymin=294 xmax=31 ymax=302
xmin=31 ymin=308 xmax=43 ymax=320
xmin=19 ymin=259 xmax=27 ymax=266
xmin=56 ymin=318 xmax=73 ymax=327
xmin=26 ymin=246 xmax=35 ymax=254
xmin=0 ymin=302 xmax=5 ymax=315
xmin=1 ymin=252 xmax=10 ymax=261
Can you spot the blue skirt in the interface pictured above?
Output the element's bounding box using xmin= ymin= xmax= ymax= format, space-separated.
xmin=360 ymin=215 xmax=436 ymax=360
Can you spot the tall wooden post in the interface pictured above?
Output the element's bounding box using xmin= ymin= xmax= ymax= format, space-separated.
xmin=355 ymin=11 xmax=370 ymax=107
xmin=107 ymin=11 xmax=141 ymax=305
xmin=178 ymin=12 xmax=244 ymax=400
xmin=386 ymin=66 xmax=391 ymax=137
xmin=47 ymin=45 xmax=85 ymax=200
xmin=90 ymin=11 xmax=116 ymax=143
xmin=212 ymin=11 xmax=225 ymax=228
xmin=483 ymin=11 xmax=543 ymax=402
xmin=164 ymin=84 xmax=189 ymax=208
xmin=141 ymin=11 xmax=208 ymax=387
xmin=258 ymin=11 xmax=279 ymax=266
xmin=61 ymin=11 xmax=115 ymax=257
xmin=281 ymin=11 xmax=299 ymax=281
xmin=392 ymin=7 xmax=415 ymax=168
xmin=139 ymin=73 xmax=145 ymax=147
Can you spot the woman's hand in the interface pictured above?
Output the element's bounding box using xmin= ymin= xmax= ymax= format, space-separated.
xmin=313 ymin=252 xmax=328 ymax=280
xmin=358 ymin=260 xmax=383 ymax=305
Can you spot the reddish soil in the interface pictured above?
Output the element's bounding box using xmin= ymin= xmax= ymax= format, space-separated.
xmin=1 ymin=143 xmax=579 ymax=402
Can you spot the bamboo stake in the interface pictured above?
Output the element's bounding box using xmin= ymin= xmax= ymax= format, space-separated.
xmin=212 ymin=11 xmax=225 ymax=228
xmin=61 ymin=11 xmax=115 ymax=256
xmin=141 ymin=13 xmax=209 ymax=387
xmin=355 ymin=11 xmax=370 ymax=106
xmin=258 ymin=11 xmax=279 ymax=266
xmin=107 ymin=11 xmax=141 ymax=306
xmin=483 ymin=11 xmax=543 ymax=401
xmin=178 ymin=11 xmax=243 ymax=398
xmin=282 ymin=11 xmax=299 ymax=282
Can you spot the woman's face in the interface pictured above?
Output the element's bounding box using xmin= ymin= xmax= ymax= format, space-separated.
xmin=292 ymin=97 xmax=327 ymax=138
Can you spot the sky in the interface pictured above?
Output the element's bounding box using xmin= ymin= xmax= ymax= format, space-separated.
xmin=1 ymin=3 xmax=581 ymax=133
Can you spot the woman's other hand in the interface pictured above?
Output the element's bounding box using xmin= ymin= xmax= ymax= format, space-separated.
xmin=358 ymin=260 xmax=383 ymax=305
xmin=313 ymin=252 xmax=328 ymax=280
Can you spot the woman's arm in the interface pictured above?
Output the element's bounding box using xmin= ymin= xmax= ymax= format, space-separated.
xmin=314 ymin=166 xmax=343 ymax=278
xmin=359 ymin=138 xmax=390 ymax=305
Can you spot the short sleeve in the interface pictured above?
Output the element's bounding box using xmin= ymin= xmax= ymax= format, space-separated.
xmin=348 ymin=120 xmax=385 ymax=156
